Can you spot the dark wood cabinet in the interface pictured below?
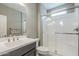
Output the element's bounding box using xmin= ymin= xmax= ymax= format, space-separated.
xmin=2 ymin=42 xmax=36 ymax=56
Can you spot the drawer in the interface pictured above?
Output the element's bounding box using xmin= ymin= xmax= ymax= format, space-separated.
xmin=2 ymin=42 xmax=36 ymax=56
xmin=23 ymin=48 xmax=36 ymax=56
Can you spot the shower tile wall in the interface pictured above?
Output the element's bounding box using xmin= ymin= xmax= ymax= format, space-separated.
xmin=43 ymin=7 xmax=79 ymax=56
xmin=56 ymin=34 xmax=78 ymax=56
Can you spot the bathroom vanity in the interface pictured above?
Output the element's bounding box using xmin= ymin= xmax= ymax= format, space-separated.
xmin=0 ymin=37 xmax=39 ymax=56
xmin=2 ymin=42 xmax=36 ymax=56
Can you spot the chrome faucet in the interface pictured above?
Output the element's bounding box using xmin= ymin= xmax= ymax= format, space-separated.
xmin=17 ymin=37 xmax=19 ymax=40
xmin=8 ymin=38 xmax=10 ymax=42
xmin=13 ymin=37 xmax=15 ymax=41
xmin=8 ymin=36 xmax=19 ymax=42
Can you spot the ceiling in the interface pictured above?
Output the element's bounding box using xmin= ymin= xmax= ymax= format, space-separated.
xmin=42 ymin=3 xmax=65 ymax=10
xmin=2 ymin=3 xmax=27 ymax=14
xmin=2 ymin=3 xmax=65 ymax=14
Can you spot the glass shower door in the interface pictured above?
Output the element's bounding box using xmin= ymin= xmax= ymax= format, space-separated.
xmin=48 ymin=7 xmax=79 ymax=56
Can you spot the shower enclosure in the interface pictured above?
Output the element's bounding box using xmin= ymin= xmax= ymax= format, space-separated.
xmin=42 ymin=3 xmax=79 ymax=56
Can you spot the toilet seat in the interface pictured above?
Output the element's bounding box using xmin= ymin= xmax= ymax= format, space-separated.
xmin=37 ymin=46 xmax=61 ymax=56
xmin=37 ymin=46 xmax=49 ymax=55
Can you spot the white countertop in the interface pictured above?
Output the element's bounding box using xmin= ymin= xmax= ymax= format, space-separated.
xmin=0 ymin=37 xmax=39 ymax=55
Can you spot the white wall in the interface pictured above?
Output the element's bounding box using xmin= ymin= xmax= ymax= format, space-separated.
xmin=26 ymin=4 xmax=38 ymax=38
xmin=40 ymin=4 xmax=47 ymax=16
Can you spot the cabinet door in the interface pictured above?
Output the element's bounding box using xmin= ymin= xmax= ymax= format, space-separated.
xmin=2 ymin=42 xmax=36 ymax=56
xmin=24 ymin=48 xmax=36 ymax=56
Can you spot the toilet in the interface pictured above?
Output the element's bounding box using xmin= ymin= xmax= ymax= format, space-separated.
xmin=37 ymin=46 xmax=49 ymax=56
xmin=37 ymin=46 xmax=61 ymax=56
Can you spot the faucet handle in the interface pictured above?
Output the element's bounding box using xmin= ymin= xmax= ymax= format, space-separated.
xmin=17 ymin=37 xmax=19 ymax=40
xmin=13 ymin=37 xmax=15 ymax=41
xmin=8 ymin=38 xmax=10 ymax=42
xmin=54 ymin=50 xmax=57 ymax=54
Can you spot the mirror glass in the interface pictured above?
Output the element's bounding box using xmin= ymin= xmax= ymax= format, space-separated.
xmin=0 ymin=3 xmax=27 ymax=37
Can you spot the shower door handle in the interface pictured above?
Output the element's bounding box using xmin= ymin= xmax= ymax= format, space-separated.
xmin=55 ymin=32 xmax=79 ymax=35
